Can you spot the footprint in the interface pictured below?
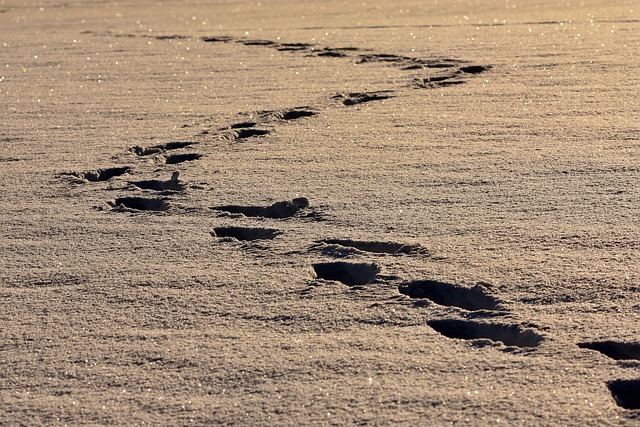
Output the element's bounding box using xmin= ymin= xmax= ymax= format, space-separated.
xmin=459 ymin=65 xmax=492 ymax=74
xmin=427 ymin=319 xmax=543 ymax=348
xmin=66 ymin=166 xmax=130 ymax=182
xmin=316 ymin=239 xmax=428 ymax=255
xmin=414 ymin=75 xmax=465 ymax=89
xmin=357 ymin=54 xmax=463 ymax=71
xmin=276 ymin=42 xmax=313 ymax=51
xmin=402 ymin=59 xmax=463 ymax=70
xmin=201 ymin=35 xmax=360 ymax=59
xmin=231 ymin=129 xmax=270 ymax=140
xmin=131 ymin=141 xmax=197 ymax=156
xmin=229 ymin=122 xmax=257 ymax=129
xmin=218 ymin=108 xmax=314 ymax=136
xmin=399 ymin=280 xmax=503 ymax=311
xmin=578 ymin=341 xmax=640 ymax=361
xmin=210 ymin=226 xmax=282 ymax=241
xmin=211 ymin=197 xmax=310 ymax=219
xmin=201 ymin=36 xmax=233 ymax=43
xmin=608 ymin=379 xmax=640 ymax=409
xmin=110 ymin=196 xmax=170 ymax=211
xmin=333 ymin=91 xmax=395 ymax=106
xmin=151 ymin=35 xmax=189 ymax=41
xmin=163 ymin=153 xmax=202 ymax=164
xmin=312 ymin=261 xmax=380 ymax=286
xmin=316 ymin=48 xmax=349 ymax=58
xmin=357 ymin=53 xmax=414 ymax=65
xmin=413 ymin=65 xmax=492 ymax=89
xmin=239 ymin=39 xmax=278 ymax=46
xmin=130 ymin=171 xmax=186 ymax=191
xmin=268 ymin=108 xmax=316 ymax=121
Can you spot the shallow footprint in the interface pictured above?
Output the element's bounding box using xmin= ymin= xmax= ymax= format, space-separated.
xmin=131 ymin=141 xmax=197 ymax=156
xmin=333 ymin=91 xmax=395 ymax=106
xmin=316 ymin=239 xmax=429 ymax=256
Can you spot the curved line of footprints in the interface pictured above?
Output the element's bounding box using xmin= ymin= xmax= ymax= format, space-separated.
xmin=63 ymin=32 xmax=639 ymax=411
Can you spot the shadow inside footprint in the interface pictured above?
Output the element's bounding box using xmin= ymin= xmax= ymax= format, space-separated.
xmin=68 ymin=166 xmax=130 ymax=182
xmin=312 ymin=262 xmax=380 ymax=286
xmin=427 ymin=319 xmax=543 ymax=348
xmin=163 ymin=153 xmax=202 ymax=164
xmin=230 ymin=122 xmax=257 ymax=129
xmin=399 ymin=280 xmax=502 ymax=311
xmin=233 ymin=129 xmax=270 ymax=140
xmin=211 ymin=226 xmax=281 ymax=241
xmin=130 ymin=171 xmax=186 ymax=191
xmin=459 ymin=65 xmax=492 ymax=74
xmin=608 ymin=379 xmax=640 ymax=409
xmin=211 ymin=197 xmax=309 ymax=219
xmin=578 ymin=341 xmax=640 ymax=361
xmin=276 ymin=42 xmax=313 ymax=51
xmin=240 ymin=39 xmax=278 ymax=46
xmin=111 ymin=197 xmax=170 ymax=211
xmin=279 ymin=109 xmax=316 ymax=120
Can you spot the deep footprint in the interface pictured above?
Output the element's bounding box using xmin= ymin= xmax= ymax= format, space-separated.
xmin=130 ymin=171 xmax=186 ymax=191
xmin=427 ymin=319 xmax=543 ymax=348
xmin=163 ymin=153 xmax=202 ymax=164
xmin=399 ymin=280 xmax=502 ymax=311
xmin=608 ymin=379 xmax=640 ymax=409
xmin=132 ymin=141 xmax=197 ymax=156
xmin=211 ymin=197 xmax=309 ymax=219
xmin=111 ymin=197 xmax=170 ymax=211
xmin=68 ymin=166 xmax=130 ymax=182
xmin=578 ymin=341 xmax=640 ymax=361
xmin=334 ymin=91 xmax=395 ymax=106
xmin=318 ymin=239 xmax=428 ymax=255
xmin=211 ymin=226 xmax=282 ymax=241
xmin=312 ymin=262 xmax=380 ymax=286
